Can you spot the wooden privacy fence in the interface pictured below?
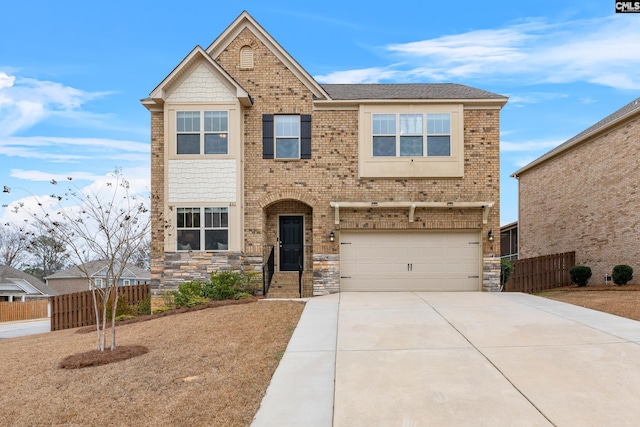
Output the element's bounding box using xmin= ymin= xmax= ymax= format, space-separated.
xmin=0 ymin=300 xmax=49 ymax=322
xmin=504 ymin=251 xmax=575 ymax=293
xmin=50 ymin=284 xmax=150 ymax=331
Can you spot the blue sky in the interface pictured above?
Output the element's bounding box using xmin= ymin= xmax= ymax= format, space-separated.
xmin=1 ymin=1 xmax=639 ymax=226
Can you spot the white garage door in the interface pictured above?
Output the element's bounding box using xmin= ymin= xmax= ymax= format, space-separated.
xmin=340 ymin=230 xmax=481 ymax=291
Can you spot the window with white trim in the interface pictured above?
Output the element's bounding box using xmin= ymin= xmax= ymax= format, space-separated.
xmin=262 ymin=114 xmax=312 ymax=159
xmin=275 ymin=115 xmax=300 ymax=159
xmin=372 ymin=113 xmax=451 ymax=157
xmin=176 ymin=111 xmax=229 ymax=155
xmin=176 ymin=207 xmax=229 ymax=251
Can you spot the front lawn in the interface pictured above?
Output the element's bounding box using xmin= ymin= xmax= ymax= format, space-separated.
xmin=0 ymin=299 xmax=304 ymax=427
xmin=536 ymin=284 xmax=640 ymax=321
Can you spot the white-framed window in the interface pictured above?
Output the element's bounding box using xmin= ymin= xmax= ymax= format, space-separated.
xmin=275 ymin=115 xmax=300 ymax=159
xmin=372 ymin=113 xmax=451 ymax=157
xmin=123 ymin=279 xmax=130 ymax=286
xmin=94 ymin=278 xmax=104 ymax=289
xmin=177 ymin=207 xmax=229 ymax=251
xmin=176 ymin=111 xmax=229 ymax=155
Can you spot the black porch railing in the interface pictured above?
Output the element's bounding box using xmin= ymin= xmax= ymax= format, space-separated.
xmin=262 ymin=245 xmax=275 ymax=296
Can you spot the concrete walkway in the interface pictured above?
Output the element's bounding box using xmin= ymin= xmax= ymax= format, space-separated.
xmin=0 ymin=318 xmax=50 ymax=339
xmin=252 ymin=292 xmax=640 ymax=426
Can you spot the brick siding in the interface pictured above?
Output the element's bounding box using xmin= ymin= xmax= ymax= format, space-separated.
xmin=518 ymin=114 xmax=640 ymax=283
xmin=148 ymin=24 xmax=502 ymax=294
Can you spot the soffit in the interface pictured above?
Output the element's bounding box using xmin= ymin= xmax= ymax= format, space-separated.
xmin=512 ymin=97 xmax=640 ymax=178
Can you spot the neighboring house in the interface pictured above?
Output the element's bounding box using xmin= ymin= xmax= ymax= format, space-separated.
xmin=512 ymin=96 xmax=640 ymax=283
xmin=500 ymin=222 xmax=518 ymax=261
xmin=142 ymin=11 xmax=507 ymax=296
xmin=0 ymin=265 xmax=58 ymax=301
xmin=45 ymin=260 xmax=151 ymax=295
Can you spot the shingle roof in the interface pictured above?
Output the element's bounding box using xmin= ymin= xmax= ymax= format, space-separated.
xmin=321 ymin=83 xmax=507 ymax=100
xmin=45 ymin=260 xmax=150 ymax=280
xmin=513 ymin=96 xmax=640 ymax=176
xmin=0 ymin=265 xmax=59 ymax=296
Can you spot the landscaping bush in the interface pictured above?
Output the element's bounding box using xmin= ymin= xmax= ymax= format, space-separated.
xmin=612 ymin=265 xmax=633 ymax=285
xmin=170 ymin=281 xmax=207 ymax=307
xmin=569 ymin=266 xmax=592 ymax=287
xmin=500 ymin=259 xmax=514 ymax=288
xmin=204 ymin=271 xmax=243 ymax=300
xmin=136 ymin=294 xmax=151 ymax=316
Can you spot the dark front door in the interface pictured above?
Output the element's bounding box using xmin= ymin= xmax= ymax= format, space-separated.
xmin=279 ymin=216 xmax=303 ymax=271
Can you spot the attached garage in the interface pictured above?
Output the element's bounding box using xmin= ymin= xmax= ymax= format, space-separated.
xmin=339 ymin=230 xmax=481 ymax=292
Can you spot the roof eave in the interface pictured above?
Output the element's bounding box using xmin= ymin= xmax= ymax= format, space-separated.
xmin=512 ymin=106 xmax=640 ymax=178
xmin=144 ymin=45 xmax=253 ymax=109
xmin=313 ymin=97 xmax=508 ymax=108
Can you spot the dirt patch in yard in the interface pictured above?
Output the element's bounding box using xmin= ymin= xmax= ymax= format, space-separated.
xmin=537 ymin=284 xmax=640 ymax=321
xmin=0 ymin=299 xmax=304 ymax=427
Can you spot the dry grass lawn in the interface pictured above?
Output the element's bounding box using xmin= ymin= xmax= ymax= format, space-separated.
xmin=0 ymin=299 xmax=304 ymax=427
xmin=537 ymin=284 xmax=640 ymax=321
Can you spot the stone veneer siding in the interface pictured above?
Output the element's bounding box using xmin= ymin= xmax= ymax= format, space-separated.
xmin=518 ymin=113 xmax=640 ymax=284
xmin=150 ymin=26 xmax=502 ymax=293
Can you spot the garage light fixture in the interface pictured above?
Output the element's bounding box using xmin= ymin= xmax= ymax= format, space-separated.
xmin=329 ymin=231 xmax=335 ymax=242
xmin=488 ymin=230 xmax=494 ymax=241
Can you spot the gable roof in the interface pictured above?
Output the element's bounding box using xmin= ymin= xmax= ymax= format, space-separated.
xmin=45 ymin=260 xmax=150 ymax=281
xmin=0 ymin=265 xmax=59 ymax=296
xmin=143 ymin=45 xmax=253 ymax=110
xmin=206 ymin=11 xmax=330 ymax=101
xmin=513 ymin=96 xmax=640 ymax=177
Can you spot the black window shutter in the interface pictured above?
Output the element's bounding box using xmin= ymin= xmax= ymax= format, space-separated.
xmin=300 ymin=114 xmax=312 ymax=159
xmin=262 ymin=114 xmax=274 ymax=159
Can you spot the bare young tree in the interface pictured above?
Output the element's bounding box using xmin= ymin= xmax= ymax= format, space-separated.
xmin=3 ymin=169 xmax=150 ymax=351
xmin=0 ymin=223 xmax=32 ymax=268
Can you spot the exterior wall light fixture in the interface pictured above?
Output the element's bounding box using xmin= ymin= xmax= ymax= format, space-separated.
xmin=488 ymin=230 xmax=494 ymax=241
xmin=329 ymin=231 xmax=335 ymax=242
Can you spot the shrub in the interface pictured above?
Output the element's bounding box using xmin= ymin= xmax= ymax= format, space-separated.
xmin=136 ymin=294 xmax=151 ymax=316
xmin=500 ymin=259 xmax=514 ymax=288
xmin=612 ymin=265 xmax=633 ymax=285
xmin=204 ymin=271 xmax=242 ymax=300
xmin=569 ymin=266 xmax=592 ymax=287
xmin=102 ymin=294 xmax=137 ymax=321
xmin=152 ymin=306 xmax=172 ymax=315
xmin=171 ymin=281 xmax=207 ymax=307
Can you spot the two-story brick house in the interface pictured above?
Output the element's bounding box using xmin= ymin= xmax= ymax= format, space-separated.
xmin=142 ymin=11 xmax=507 ymax=297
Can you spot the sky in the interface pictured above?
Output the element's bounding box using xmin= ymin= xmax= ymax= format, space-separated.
xmin=1 ymin=0 xmax=639 ymax=227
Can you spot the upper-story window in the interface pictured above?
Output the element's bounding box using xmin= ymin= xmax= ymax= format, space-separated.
xmin=275 ymin=115 xmax=300 ymax=158
xmin=262 ymin=114 xmax=312 ymax=159
xmin=176 ymin=111 xmax=228 ymax=155
xmin=372 ymin=113 xmax=451 ymax=157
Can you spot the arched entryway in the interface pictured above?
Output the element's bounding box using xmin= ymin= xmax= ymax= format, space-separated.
xmin=263 ymin=199 xmax=313 ymax=297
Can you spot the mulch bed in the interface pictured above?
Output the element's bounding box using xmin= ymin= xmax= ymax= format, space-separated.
xmin=59 ymin=345 xmax=149 ymax=369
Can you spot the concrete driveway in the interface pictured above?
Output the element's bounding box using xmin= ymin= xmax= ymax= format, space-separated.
xmin=253 ymin=292 xmax=640 ymax=427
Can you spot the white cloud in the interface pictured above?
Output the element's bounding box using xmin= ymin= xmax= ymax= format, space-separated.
xmin=0 ymin=72 xmax=112 ymax=136
xmin=0 ymin=135 xmax=149 ymax=162
xmin=316 ymin=16 xmax=640 ymax=90
xmin=315 ymin=67 xmax=400 ymax=84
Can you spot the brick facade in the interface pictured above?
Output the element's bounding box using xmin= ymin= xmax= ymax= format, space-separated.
xmin=516 ymin=109 xmax=640 ymax=284
xmin=143 ymin=12 xmax=505 ymax=295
